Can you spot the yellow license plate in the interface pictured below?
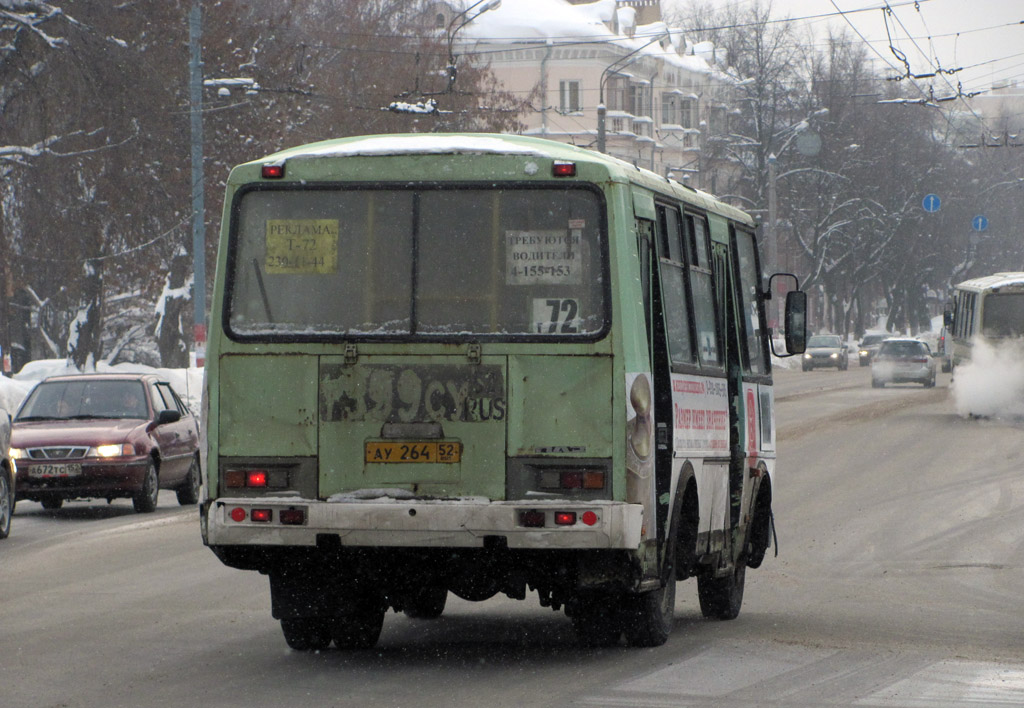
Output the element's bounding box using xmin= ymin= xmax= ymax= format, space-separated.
xmin=365 ymin=441 xmax=461 ymax=464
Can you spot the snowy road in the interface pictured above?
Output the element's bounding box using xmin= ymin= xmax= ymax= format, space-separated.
xmin=4 ymin=367 xmax=1024 ymax=708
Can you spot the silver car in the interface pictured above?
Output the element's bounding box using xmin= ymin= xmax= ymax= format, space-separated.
xmin=871 ymin=338 xmax=937 ymax=388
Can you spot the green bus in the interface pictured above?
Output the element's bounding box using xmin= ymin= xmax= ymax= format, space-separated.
xmin=200 ymin=133 xmax=806 ymax=650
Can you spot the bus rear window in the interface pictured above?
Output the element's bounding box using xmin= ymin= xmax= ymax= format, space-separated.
xmin=226 ymin=186 xmax=607 ymax=340
xmin=982 ymin=292 xmax=1024 ymax=337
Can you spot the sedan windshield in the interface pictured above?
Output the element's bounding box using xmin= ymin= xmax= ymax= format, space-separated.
xmin=17 ymin=380 xmax=148 ymax=421
xmin=807 ymin=336 xmax=841 ymax=348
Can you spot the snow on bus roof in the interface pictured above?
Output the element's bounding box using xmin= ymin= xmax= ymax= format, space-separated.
xmin=267 ymin=135 xmax=555 ymax=161
xmin=956 ymin=272 xmax=1024 ymax=291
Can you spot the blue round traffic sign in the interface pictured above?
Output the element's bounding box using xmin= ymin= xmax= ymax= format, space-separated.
xmin=972 ymin=215 xmax=988 ymax=232
xmin=922 ymin=194 xmax=941 ymax=213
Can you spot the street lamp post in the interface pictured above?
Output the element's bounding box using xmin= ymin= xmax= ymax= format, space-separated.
xmin=597 ymin=30 xmax=669 ymax=154
xmin=444 ymin=0 xmax=501 ymax=91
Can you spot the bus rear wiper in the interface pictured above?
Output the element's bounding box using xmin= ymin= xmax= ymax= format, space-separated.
xmin=253 ymin=258 xmax=274 ymax=323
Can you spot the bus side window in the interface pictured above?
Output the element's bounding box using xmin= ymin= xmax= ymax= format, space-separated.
xmin=654 ymin=206 xmax=696 ymax=367
xmin=685 ymin=214 xmax=722 ymax=368
xmin=731 ymin=228 xmax=769 ymax=375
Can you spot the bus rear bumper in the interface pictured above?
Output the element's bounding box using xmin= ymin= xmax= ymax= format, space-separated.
xmin=205 ymin=497 xmax=644 ymax=550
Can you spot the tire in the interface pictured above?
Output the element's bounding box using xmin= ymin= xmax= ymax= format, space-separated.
xmin=872 ymin=378 xmax=883 ymax=388
xmin=623 ymin=567 xmax=676 ymax=647
xmin=403 ymin=586 xmax=448 ymax=619
xmin=0 ymin=472 xmax=11 ymax=539
xmin=40 ymin=495 xmax=63 ymax=510
xmin=571 ymin=592 xmax=623 ymax=647
xmin=331 ymin=602 xmax=386 ymax=649
xmin=281 ymin=618 xmax=332 ymax=651
xmin=697 ymin=561 xmax=746 ymax=620
xmin=802 ymin=364 xmax=810 ymax=372
xmin=925 ymin=375 xmax=936 ymax=388
xmin=133 ymin=461 xmax=159 ymax=513
xmin=176 ymin=456 xmax=201 ymax=506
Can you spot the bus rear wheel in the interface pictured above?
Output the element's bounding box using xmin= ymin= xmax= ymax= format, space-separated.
xmin=571 ymin=592 xmax=623 ymax=647
xmin=623 ymin=568 xmax=676 ymax=647
xmin=697 ymin=561 xmax=746 ymax=620
xmin=280 ymin=618 xmax=332 ymax=651
xmin=403 ymin=586 xmax=448 ymax=619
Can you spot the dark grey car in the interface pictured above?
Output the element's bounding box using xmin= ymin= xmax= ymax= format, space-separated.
xmin=802 ymin=334 xmax=849 ymax=371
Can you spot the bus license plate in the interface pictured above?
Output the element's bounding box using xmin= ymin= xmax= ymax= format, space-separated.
xmin=29 ymin=463 xmax=83 ymax=478
xmin=365 ymin=441 xmax=461 ymax=464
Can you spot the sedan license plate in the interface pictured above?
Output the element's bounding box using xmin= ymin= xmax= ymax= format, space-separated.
xmin=365 ymin=441 xmax=461 ymax=464
xmin=29 ymin=463 xmax=83 ymax=478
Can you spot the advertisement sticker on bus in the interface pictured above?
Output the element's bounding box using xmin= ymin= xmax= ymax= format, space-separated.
xmin=264 ymin=219 xmax=339 ymax=274
xmin=671 ymin=375 xmax=729 ymax=453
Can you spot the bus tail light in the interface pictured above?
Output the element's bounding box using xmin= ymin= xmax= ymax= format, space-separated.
xmin=250 ymin=508 xmax=272 ymax=523
xmin=552 ymin=161 xmax=576 ymax=177
xmin=261 ymin=163 xmax=284 ymax=179
xmin=519 ymin=510 xmax=545 ymax=527
xmin=554 ymin=511 xmax=577 ymax=526
xmin=540 ymin=468 xmax=606 ymax=490
xmin=224 ymin=468 xmax=290 ymax=489
xmin=279 ymin=508 xmax=306 ymax=525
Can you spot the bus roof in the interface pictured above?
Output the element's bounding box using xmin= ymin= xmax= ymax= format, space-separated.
xmin=241 ymin=133 xmax=754 ymax=227
xmin=954 ymin=272 xmax=1024 ymax=292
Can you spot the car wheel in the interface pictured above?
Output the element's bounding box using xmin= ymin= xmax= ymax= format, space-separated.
xmin=133 ymin=461 xmax=159 ymax=513
xmin=0 ymin=471 xmax=11 ymax=539
xmin=176 ymin=456 xmax=201 ymax=506
xmin=40 ymin=495 xmax=63 ymax=510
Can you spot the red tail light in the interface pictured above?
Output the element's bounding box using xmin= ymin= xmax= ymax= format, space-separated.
xmin=250 ymin=508 xmax=272 ymax=523
xmin=554 ymin=511 xmax=577 ymax=526
xmin=261 ymin=164 xmax=284 ymax=179
xmin=552 ymin=161 xmax=576 ymax=177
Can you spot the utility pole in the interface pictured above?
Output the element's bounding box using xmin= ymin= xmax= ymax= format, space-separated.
xmin=767 ymin=153 xmax=781 ymax=329
xmin=188 ymin=0 xmax=206 ymax=367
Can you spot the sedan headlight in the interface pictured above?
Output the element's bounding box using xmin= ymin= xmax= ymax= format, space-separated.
xmin=91 ymin=443 xmax=136 ymax=458
xmin=9 ymin=447 xmax=25 ymax=460
xmin=830 ymin=353 xmax=839 ymax=359
xmin=803 ymin=353 xmax=811 ymax=359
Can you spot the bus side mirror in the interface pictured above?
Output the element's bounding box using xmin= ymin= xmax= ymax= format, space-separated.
xmin=767 ymin=272 xmax=806 ymax=357
xmin=784 ymin=290 xmax=807 ymax=355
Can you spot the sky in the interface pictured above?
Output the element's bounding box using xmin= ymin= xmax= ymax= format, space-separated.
xmin=663 ymin=0 xmax=1024 ymax=96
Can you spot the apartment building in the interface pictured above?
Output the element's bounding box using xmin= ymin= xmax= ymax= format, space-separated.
xmin=438 ymin=0 xmax=744 ymax=194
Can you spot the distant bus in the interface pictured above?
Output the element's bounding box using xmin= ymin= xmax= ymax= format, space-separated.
xmin=947 ymin=272 xmax=1024 ymax=368
xmin=200 ymin=133 xmax=806 ymax=650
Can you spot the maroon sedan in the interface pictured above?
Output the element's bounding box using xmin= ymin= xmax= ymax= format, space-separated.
xmin=12 ymin=373 xmax=200 ymax=513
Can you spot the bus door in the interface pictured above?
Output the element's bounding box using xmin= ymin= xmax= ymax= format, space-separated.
xmin=729 ymin=226 xmax=774 ymax=546
xmin=651 ymin=203 xmax=730 ymax=561
xmin=682 ymin=212 xmax=729 ymax=556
